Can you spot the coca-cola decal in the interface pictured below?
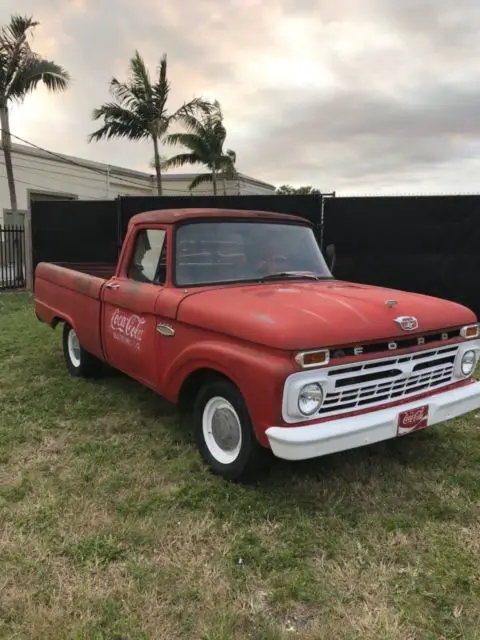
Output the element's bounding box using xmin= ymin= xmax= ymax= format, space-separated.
xmin=397 ymin=405 xmax=429 ymax=436
xmin=110 ymin=308 xmax=146 ymax=351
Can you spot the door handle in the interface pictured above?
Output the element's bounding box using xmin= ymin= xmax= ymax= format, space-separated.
xmin=105 ymin=282 xmax=120 ymax=289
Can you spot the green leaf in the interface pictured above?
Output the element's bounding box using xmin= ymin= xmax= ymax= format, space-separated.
xmin=188 ymin=172 xmax=214 ymax=190
xmin=89 ymin=102 xmax=150 ymax=142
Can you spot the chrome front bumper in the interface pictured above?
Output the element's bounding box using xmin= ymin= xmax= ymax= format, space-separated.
xmin=266 ymin=381 xmax=480 ymax=461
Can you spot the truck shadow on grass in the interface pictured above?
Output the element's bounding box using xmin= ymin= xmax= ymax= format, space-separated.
xmin=91 ymin=364 xmax=475 ymax=500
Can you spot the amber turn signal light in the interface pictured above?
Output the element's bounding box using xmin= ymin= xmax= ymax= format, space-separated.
xmin=295 ymin=349 xmax=330 ymax=368
xmin=460 ymin=324 xmax=480 ymax=339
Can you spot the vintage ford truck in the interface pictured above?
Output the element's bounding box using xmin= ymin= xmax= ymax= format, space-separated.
xmin=34 ymin=207 xmax=480 ymax=480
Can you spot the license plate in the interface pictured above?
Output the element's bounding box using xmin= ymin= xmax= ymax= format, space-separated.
xmin=397 ymin=405 xmax=429 ymax=436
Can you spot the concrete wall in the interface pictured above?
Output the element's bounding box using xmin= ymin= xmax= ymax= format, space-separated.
xmin=0 ymin=143 xmax=276 ymax=224
xmin=0 ymin=143 xmax=154 ymax=224
xmin=160 ymin=173 xmax=275 ymax=197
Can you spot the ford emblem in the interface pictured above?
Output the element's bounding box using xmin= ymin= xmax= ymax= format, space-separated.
xmin=394 ymin=316 xmax=418 ymax=331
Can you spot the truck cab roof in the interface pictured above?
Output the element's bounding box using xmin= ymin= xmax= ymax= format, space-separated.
xmin=128 ymin=208 xmax=312 ymax=227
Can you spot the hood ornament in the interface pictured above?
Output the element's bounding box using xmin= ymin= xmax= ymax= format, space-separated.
xmin=395 ymin=316 xmax=418 ymax=331
xmin=385 ymin=300 xmax=397 ymax=308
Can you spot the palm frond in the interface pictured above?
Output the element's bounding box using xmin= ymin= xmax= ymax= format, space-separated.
xmin=109 ymin=78 xmax=139 ymax=110
xmin=226 ymin=148 xmax=236 ymax=163
xmin=188 ymin=173 xmax=214 ymax=191
xmin=162 ymin=152 xmax=202 ymax=170
xmin=109 ymin=52 xmax=156 ymax=125
xmin=6 ymin=56 xmax=69 ymax=102
xmin=162 ymin=98 xmax=234 ymax=178
xmin=2 ymin=15 xmax=38 ymax=42
xmin=130 ymin=50 xmax=151 ymax=95
xmin=0 ymin=15 xmax=69 ymax=104
xmin=169 ymin=97 xmax=214 ymax=130
xmin=219 ymin=151 xmax=237 ymax=179
xmin=88 ymin=103 xmax=149 ymax=142
xmin=152 ymin=53 xmax=169 ymax=113
xmin=163 ymin=132 xmax=203 ymax=148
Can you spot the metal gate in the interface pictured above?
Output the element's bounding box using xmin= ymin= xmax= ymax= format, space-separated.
xmin=0 ymin=225 xmax=25 ymax=290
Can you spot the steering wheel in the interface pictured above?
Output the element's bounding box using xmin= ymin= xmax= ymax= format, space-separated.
xmin=256 ymin=255 xmax=288 ymax=274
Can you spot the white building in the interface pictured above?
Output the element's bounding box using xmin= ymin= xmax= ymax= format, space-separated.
xmin=0 ymin=142 xmax=276 ymax=225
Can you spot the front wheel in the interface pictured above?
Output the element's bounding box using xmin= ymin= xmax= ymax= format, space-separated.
xmin=193 ymin=380 xmax=266 ymax=482
xmin=62 ymin=323 xmax=102 ymax=378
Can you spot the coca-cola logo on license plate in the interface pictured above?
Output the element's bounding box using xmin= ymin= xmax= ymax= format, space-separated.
xmin=397 ymin=405 xmax=429 ymax=436
xmin=110 ymin=308 xmax=146 ymax=351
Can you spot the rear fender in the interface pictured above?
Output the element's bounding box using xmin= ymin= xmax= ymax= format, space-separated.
xmin=34 ymin=263 xmax=105 ymax=360
xmin=35 ymin=299 xmax=74 ymax=332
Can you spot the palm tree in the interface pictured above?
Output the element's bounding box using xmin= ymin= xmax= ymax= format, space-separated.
xmin=221 ymin=148 xmax=237 ymax=195
xmin=0 ymin=14 xmax=70 ymax=212
xmin=162 ymin=100 xmax=237 ymax=195
xmin=276 ymin=184 xmax=322 ymax=195
xmin=89 ymin=51 xmax=211 ymax=196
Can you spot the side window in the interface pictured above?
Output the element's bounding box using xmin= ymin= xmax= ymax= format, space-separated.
xmin=127 ymin=229 xmax=167 ymax=284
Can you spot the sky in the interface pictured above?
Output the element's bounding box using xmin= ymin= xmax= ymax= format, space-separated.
xmin=2 ymin=0 xmax=480 ymax=194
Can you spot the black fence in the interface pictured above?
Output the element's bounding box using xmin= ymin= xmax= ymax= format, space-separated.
xmin=323 ymin=195 xmax=480 ymax=317
xmin=118 ymin=194 xmax=323 ymax=240
xmin=29 ymin=193 xmax=480 ymax=318
xmin=0 ymin=225 xmax=25 ymax=290
xmin=31 ymin=194 xmax=323 ymax=271
xmin=31 ymin=199 xmax=118 ymax=270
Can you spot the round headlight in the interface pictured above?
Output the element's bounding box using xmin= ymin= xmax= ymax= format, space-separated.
xmin=461 ymin=350 xmax=476 ymax=376
xmin=298 ymin=383 xmax=324 ymax=416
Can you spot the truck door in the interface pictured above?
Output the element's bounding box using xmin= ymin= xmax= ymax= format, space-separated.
xmin=102 ymin=226 xmax=167 ymax=388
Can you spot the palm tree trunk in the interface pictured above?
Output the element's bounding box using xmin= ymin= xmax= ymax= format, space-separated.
xmin=0 ymin=106 xmax=18 ymax=212
xmin=212 ymin=165 xmax=217 ymax=195
xmin=152 ymin=136 xmax=162 ymax=196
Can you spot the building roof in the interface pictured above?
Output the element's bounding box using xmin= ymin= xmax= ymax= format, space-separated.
xmin=129 ymin=207 xmax=311 ymax=226
xmin=5 ymin=141 xmax=152 ymax=182
xmin=5 ymin=141 xmax=275 ymax=189
xmin=161 ymin=172 xmax=275 ymax=190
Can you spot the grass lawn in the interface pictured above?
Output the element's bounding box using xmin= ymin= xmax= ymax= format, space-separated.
xmin=1 ymin=292 xmax=479 ymax=639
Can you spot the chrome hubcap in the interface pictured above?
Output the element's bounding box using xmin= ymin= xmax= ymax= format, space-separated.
xmin=67 ymin=329 xmax=81 ymax=367
xmin=202 ymin=397 xmax=242 ymax=465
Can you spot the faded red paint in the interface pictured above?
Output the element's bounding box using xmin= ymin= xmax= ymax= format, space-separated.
xmin=34 ymin=207 xmax=478 ymax=449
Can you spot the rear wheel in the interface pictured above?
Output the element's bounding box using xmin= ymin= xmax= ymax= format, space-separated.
xmin=62 ymin=323 xmax=102 ymax=378
xmin=193 ymin=379 xmax=266 ymax=482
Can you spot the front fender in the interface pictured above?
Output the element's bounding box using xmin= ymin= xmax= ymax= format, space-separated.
xmin=162 ymin=339 xmax=293 ymax=444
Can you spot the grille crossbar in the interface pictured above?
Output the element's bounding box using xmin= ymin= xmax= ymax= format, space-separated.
xmin=319 ymin=345 xmax=458 ymax=416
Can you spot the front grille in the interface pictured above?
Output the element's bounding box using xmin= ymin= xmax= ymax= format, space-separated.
xmin=319 ymin=345 xmax=459 ymax=416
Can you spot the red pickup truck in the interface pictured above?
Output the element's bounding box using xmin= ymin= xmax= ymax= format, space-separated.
xmin=34 ymin=207 xmax=480 ymax=481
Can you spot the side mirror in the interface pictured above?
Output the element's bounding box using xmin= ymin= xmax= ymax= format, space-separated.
xmin=325 ymin=244 xmax=336 ymax=272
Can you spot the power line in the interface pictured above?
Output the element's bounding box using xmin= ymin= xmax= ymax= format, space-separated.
xmin=2 ymin=128 xmax=159 ymax=189
xmin=0 ymin=169 xmax=67 ymax=193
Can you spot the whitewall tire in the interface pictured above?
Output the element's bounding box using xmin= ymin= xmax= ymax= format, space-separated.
xmin=193 ymin=379 xmax=266 ymax=482
xmin=62 ymin=323 xmax=101 ymax=378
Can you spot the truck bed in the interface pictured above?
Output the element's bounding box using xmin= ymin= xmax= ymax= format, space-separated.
xmin=52 ymin=262 xmax=116 ymax=279
xmin=34 ymin=262 xmax=111 ymax=362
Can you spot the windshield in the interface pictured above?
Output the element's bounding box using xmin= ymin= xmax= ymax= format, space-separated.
xmin=175 ymin=220 xmax=333 ymax=286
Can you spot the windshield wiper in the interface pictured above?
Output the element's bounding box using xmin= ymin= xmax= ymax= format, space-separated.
xmin=258 ymin=271 xmax=326 ymax=282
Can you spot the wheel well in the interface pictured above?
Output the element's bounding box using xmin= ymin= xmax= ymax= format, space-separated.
xmin=177 ymin=368 xmax=233 ymax=413
xmin=51 ymin=316 xmax=63 ymax=329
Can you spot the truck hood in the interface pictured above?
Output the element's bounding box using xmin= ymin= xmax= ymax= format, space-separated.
xmin=176 ymin=280 xmax=476 ymax=350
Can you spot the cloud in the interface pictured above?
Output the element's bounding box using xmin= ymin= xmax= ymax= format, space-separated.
xmin=1 ymin=0 xmax=480 ymax=193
